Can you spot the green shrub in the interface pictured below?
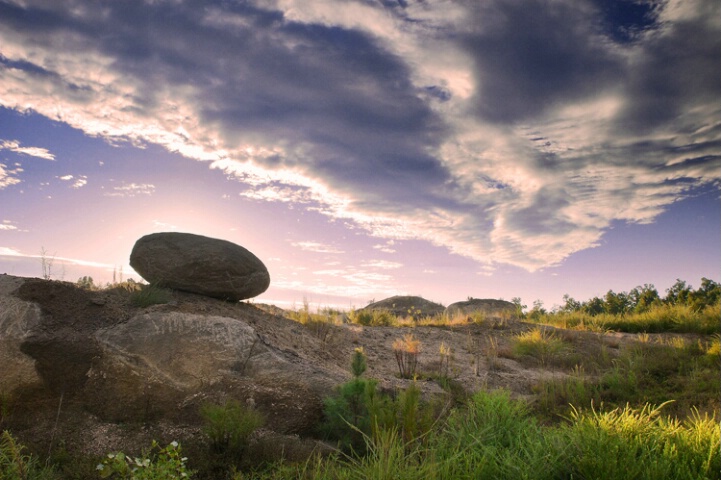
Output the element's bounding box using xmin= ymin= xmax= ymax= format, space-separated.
xmin=511 ymin=328 xmax=570 ymax=366
xmin=533 ymin=366 xmax=602 ymax=420
xmin=319 ymin=378 xmax=392 ymax=453
xmin=320 ymin=377 xmax=441 ymax=454
xmin=0 ymin=431 xmax=59 ymax=480
xmin=97 ymin=440 xmax=192 ymax=479
xmin=597 ymin=340 xmax=720 ymax=418
xmin=436 ymin=389 xmax=562 ymax=480
xmin=200 ymin=400 xmax=264 ymax=457
xmin=130 ymin=283 xmax=173 ymax=308
xmin=347 ymin=309 xmax=397 ymax=326
xmin=351 ymin=348 xmax=367 ymax=378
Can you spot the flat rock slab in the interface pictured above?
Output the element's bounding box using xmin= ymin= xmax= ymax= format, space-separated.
xmin=130 ymin=232 xmax=270 ymax=301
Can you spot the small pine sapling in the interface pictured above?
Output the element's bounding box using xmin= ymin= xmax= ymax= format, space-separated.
xmin=351 ymin=347 xmax=367 ymax=378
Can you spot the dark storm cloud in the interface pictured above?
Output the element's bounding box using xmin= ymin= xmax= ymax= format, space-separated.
xmin=616 ymin=9 xmax=721 ymax=134
xmin=0 ymin=0 xmax=455 ymax=209
xmin=1 ymin=0 xmax=719 ymax=270
xmin=458 ymin=0 xmax=624 ymax=123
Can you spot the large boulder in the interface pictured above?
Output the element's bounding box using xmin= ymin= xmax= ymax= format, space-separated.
xmin=130 ymin=232 xmax=270 ymax=301
xmin=361 ymin=295 xmax=445 ymax=319
xmin=446 ymin=298 xmax=517 ymax=319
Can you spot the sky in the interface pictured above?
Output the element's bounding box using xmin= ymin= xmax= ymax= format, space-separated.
xmin=1 ymin=0 xmax=719 ymax=311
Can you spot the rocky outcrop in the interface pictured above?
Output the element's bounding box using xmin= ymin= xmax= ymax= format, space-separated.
xmin=446 ymin=298 xmax=517 ymax=319
xmin=361 ymin=295 xmax=445 ymax=319
xmin=0 ymin=274 xmax=42 ymax=393
xmin=129 ymin=232 xmax=270 ymax=301
xmin=1 ymin=275 xmax=344 ymax=439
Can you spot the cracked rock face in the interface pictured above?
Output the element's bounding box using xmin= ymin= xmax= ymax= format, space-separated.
xmin=446 ymin=298 xmax=517 ymax=318
xmin=130 ymin=232 xmax=270 ymax=301
xmin=1 ymin=275 xmax=343 ymax=437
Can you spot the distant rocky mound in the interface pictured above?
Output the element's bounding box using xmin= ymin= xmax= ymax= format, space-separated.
xmin=446 ymin=298 xmax=517 ymax=319
xmin=130 ymin=232 xmax=270 ymax=301
xmin=361 ymin=295 xmax=446 ymax=319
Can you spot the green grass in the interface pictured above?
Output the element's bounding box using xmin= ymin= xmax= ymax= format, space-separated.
xmin=4 ymin=389 xmax=718 ymax=479
xmin=510 ymin=327 xmax=578 ymax=368
xmin=257 ymin=391 xmax=720 ymax=480
xmin=129 ymin=283 xmax=173 ymax=307
xmin=533 ymin=303 xmax=720 ymax=334
xmin=1 ymin=430 xmax=59 ymax=480
xmin=531 ymin=334 xmax=720 ymax=421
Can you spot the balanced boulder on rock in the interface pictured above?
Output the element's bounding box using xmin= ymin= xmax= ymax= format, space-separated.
xmin=129 ymin=232 xmax=270 ymax=301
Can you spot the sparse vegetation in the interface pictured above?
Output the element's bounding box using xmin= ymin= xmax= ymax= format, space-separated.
xmin=529 ymin=278 xmax=721 ymax=334
xmin=511 ymin=327 xmax=574 ymax=367
xmin=285 ymin=391 xmax=720 ymax=480
xmin=287 ymin=300 xmax=339 ymax=343
xmin=129 ymin=283 xmax=173 ymax=307
xmin=320 ymin=378 xmax=441 ymax=454
xmin=2 ymin=275 xmax=718 ymax=479
xmin=347 ymin=308 xmax=396 ymax=326
xmin=200 ymin=401 xmax=264 ymax=457
xmin=392 ymin=334 xmax=421 ymax=379
xmin=97 ymin=440 xmax=192 ymax=479
xmin=0 ymin=430 xmax=59 ymax=480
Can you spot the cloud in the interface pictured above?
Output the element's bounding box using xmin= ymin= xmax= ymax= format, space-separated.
xmin=0 ymin=0 xmax=719 ymax=271
xmin=58 ymin=174 xmax=88 ymax=189
xmin=373 ymin=242 xmax=396 ymax=254
xmin=361 ymin=260 xmax=403 ymax=270
xmin=0 ymin=139 xmax=55 ymax=160
xmin=0 ymin=246 xmax=113 ymax=269
xmin=104 ymin=182 xmax=155 ymax=197
xmin=292 ymin=241 xmax=344 ymax=254
xmin=0 ymin=163 xmax=22 ymax=188
xmin=0 ymin=246 xmax=21 ymax=256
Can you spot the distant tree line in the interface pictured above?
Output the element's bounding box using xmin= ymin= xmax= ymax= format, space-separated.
xmin=522 ymin=278 xmax=720 ymax=319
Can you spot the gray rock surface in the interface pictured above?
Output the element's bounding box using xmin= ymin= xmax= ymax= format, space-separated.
xmin=446 ymin=298 xmax=517 ymax=319
xmin=0 ymin=275 xmax=343 ymax=438
xmin=129 ymin=232 xmax=270 ymax=301
xmin=361 ymin=295 xmax=446 ymax=319
xmin=0 ymin=274 xmax=42 ymax=392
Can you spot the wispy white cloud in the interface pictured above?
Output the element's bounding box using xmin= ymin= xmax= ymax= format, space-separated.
xmin=361 ymin=260 xmax=403 ymax=270
xmin=274 ymin=265 xmax=397 ymax=299
xmin=0 ymin=220 xmax=20 ymax=231
xmin=58 ymin=174 xmax=88 ymax=189
xmin=0 ymin=139 xmax=55 ymax=160
xmin=0 ymin=163 xmax=22 ymax=189
xmin=104 ymin=182 xmax=155 ymax=197
xmin=0 ymin=246 xmax=114 ymax=269
xmin=0 ymin=0 xmax=718 ymax=272
xmin=373 ymin=241 xmax=396 ymax=254
xmin=0 ymin=246 xmax=22 ymax=256
xmin=152 ymin=220 xmax=178 ymax=231
xmin=292 ymin=241 xmax=344 ymax=254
